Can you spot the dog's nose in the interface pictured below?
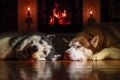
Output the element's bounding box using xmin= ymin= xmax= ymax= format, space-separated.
xmin=64 ymin=51 xmax=71 ymax=60
xmin=31 ymin=45 xmax=38 ymax=52
xmin=23 ymin=46 xmax=38 ymax=58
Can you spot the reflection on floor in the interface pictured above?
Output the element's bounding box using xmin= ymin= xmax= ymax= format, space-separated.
xmin=0 ymin=60 xmax=120 ymax=80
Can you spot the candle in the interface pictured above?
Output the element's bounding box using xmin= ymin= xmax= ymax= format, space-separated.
xmin=27 ymin=7 xmax=31 ymax=17
xmin=89 ymin=11 xmax=93 ymax=17
xmin=90 ymin=11 xmax=92 ymax=15
xmin=28 ymin=7 xmax=30 ymax=11
xmin=25 ymin=6 xmax=33 ymax=32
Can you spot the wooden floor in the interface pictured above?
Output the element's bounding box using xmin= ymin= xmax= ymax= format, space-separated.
xmin=0 ymin=60 xmax=120 ymax=80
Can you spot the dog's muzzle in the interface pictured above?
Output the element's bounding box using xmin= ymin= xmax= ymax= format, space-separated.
xmin=31 ymin=45 xmax=38 ymax=52
xmin=23 ymin=45 xmax=38 ymax=57
xmin=64 ymin=47 xmax=86 ymax=61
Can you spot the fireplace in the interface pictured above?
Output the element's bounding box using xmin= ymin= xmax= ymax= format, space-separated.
xmin=38 ymin=0 xmax=83 ymax=33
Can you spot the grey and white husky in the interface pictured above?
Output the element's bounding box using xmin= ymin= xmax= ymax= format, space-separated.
xmin=0 ymin=32 xmax=60 ymax=61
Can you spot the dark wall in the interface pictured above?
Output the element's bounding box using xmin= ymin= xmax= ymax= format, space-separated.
xmin=100 ymin=0 xmax=110 ymax=22
xmin=0 ymin=0 xmax=18 ymax=32
xmin=101 ymin=0 xmax=120 ymax=22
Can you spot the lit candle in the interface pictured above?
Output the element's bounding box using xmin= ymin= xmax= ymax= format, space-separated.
xmin=27 ymin=7 xmax=31 ymax=16
xmin=89 ymin=11 xmax=93 ymax=17
xmin=28 ymin=7 xmax=30 ymax=11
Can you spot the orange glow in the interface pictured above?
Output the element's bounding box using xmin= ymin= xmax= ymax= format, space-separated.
xmin=90 ymin=11 xmax=93 ymax=15
xmin=28 ymin=7 xmax=30 ymax=11
xmin=53 ymin=8 xmax=59 ymax=18
xmin=62 ymin=10 xmax=67 ymax=17
xmin=49 ymin=2 xmax=71 ymax=25
xmin=49 ymin=16 xmax=55 ymax=24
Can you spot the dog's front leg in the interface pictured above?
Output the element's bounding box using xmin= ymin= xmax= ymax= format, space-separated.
xmin=91 ymin=47 xmax=120 ymax=60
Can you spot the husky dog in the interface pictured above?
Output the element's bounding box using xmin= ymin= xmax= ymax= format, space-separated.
xmin=0 ymin=32 xmax=60 ymax=61
xmin=64 ymin=23 xmax=120 ymax=60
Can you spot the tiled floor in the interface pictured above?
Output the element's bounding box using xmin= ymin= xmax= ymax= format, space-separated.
xmin=0 ymin=60 xmax=120 ymax=80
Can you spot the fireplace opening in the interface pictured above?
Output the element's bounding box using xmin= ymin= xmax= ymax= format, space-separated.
xmin=38 ymin=0 xmax=83 ymax=33
xmin=48 ymin=1 xmax=72 ymax=25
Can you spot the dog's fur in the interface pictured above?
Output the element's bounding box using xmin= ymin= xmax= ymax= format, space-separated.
xmin=64 ymin=23 xmax=120 ymax=60
xmin=0 ymin=32 xmax=60 ymax=61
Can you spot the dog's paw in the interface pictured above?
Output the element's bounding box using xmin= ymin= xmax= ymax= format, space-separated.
xmin=90 ymin=53 xmax=106 ymax=60
xmin=90 ymin=48 xmax=112 ymax=61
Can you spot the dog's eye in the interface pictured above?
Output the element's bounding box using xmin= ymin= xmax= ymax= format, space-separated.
xmin=73 ymin=45 xmax=81 ymax=48
xmin=39 ymin=40 xmax=43 ymax=44
xmin=29 ymin=41 xmax=33 ymax=44
xmin=43 ymin=51 xmax=47 ymax=55
xmin=76 ymin=46 xmax=81 ymax=48
xmin=43 ymin=48 xmax=48 ymax=55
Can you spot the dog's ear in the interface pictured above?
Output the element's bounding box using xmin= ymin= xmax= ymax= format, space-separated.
xmin=90 ymin=35 xmax=99 ymax=48
xmin=47 ymin=34 xmax=56 ymax=41
xmin=63 ymin=38 xmax=69 ymax=43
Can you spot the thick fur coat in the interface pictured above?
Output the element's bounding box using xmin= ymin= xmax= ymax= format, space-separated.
xmin=64 ymin=23 xmax=120 ymax=60
xmin=0 ymin=32 xmax=59 ymax=61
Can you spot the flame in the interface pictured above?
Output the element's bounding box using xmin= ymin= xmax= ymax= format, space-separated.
xmin=28 ymin=7 xmax=30 ymax=11
xmin=49 ymin=2 xmax=71 ymax=25
xmin=49 ymin=16 xmax=54 ymax=24
xmin=90 ymin=11 xmax=93 ymax=15
xmin=62 ymin=10 xmax=66 ymax=17
xmin=53 ymin=8 xmax=59 ymax=18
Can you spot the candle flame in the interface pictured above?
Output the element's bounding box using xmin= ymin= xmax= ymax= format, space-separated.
xmin=90 ymin=11 xmax=93 ymax=15
xmin=28 ymin=7 xmax=30 ymax=11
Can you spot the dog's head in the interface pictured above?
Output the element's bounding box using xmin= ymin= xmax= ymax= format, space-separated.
xmin=64 ymin=32 xmax=100 ymax=61
xmin=14 ymin=33 xmax=60 ymax=61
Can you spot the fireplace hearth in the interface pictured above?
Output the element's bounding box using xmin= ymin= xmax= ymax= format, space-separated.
xmin=38 ymin=0 xmax=83 ymax=33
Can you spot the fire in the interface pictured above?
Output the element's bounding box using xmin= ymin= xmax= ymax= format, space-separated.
xmin=62 ymin=10 xmax=66 ymax=17
xmin=28 ymin=7 xmax=30 ymax=11
xmin=89 ymin=10 xmax=93 ymax=17
xmin=49 ymin=16 xmax=54 ymax=24
xmin=90 ymin=11 xmax=93 ymax=15
xmin=49 ymin=2 xmax=71 ymax=25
